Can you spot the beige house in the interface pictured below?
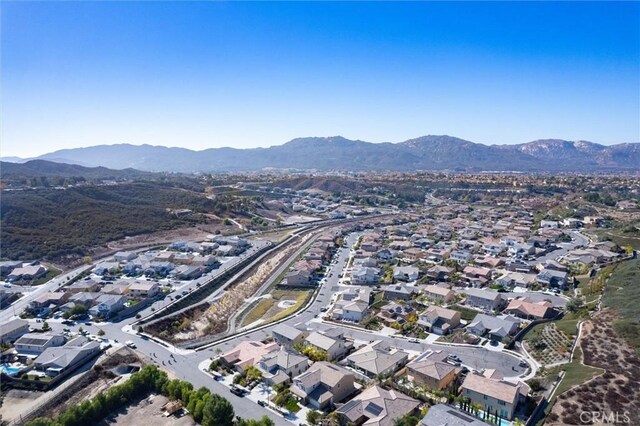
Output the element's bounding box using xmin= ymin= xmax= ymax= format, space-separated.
xmin=422 ymin=285 xmax=455 ymax=304
xmin=128 ymin=282 xmax=160 ymax=298
xmin=418 ymin=306 xmax=461 ymax=335
xmin=461 ymin=373 xmax=529 ymax=420
xmin=291 ymin=362 xmax=355 ymax=410
xmin=220 ymin=340 xmax=279 ymax=372
xmin=336 ymin=385 xmax=419 ymax=426
xmin=406 ymin=350 xmax=460 ymax=391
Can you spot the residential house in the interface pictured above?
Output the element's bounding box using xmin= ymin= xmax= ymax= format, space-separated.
xmin=536 ymin=269 xmax=569 ymax=289
xmin=174 ymin=265 xmax=203 ymax=280
xmin=332 ymin=294 xmax=371 ymax=322
xmin=220 ymin=340 xmax=279 ymax=372
xmin=393 ymin=266 xmax=420 ymax=282
xmin=496 ymin=272 xmax=537 ymax=289
xmin=461 ymin=373 xmax=529 ymax=420
xmin=426 ymin=266 xmax=452 ymax=281
xmin=114 ymin=251 xmax=137 ymax=262
xmin=406 ymin=350 xmax=460 ymax=391
xmin=418 ymin=306 xmax=461 ymax=335
xmin=101 ymin=282 xmax=131 ymax=296
xmin=426 ymin=248 xmax=449 ymax=263
xmin=7 ymin=265 xmax=47 ymax=282
xmin=504 ymin=298 xmax=556 ymax=320
xmin=473 ymin=256 xmax=504 ymax=269
xmin=304 ymin=331 xmax=350 ymax=361
xmin=89 ymin=294 xmax=126 ymax=318
xmin=381 ymin=285 xmax=415 ymax=302
xmin=291 ymin=362 xmax=356 ymax=410
xmin=377 ymin=302 xmax=415 ymax=326
xmin=464 ymin=288 xmax=504 ymax=312
xmin=29 ymin=292 xmax=70 ymax=313
xmin=0 ymin=318 xmax=30 ymax=344
xmin=336 ymin=385 xmax=419 ymax=426
xmin=65 ymin=280 xmax=100 ymax=294
xmin=403 ymin=248 xmax=425 ymax=262
xmin=272 ymin=324 xmax=306 ymax=348
xmin=351 ymin=267 xmax=380 ymax=285
xmin=15 ymin=333 xmax=66 ymax=356
xmin=345 ymin=340 xmax=409 ymax=379
xmin=284 ymin=269 xmax=313 ymax=287
xmin=376 ymin=249 xmax=395 ymax=261
xmin=34 ymin=336 xmax=100 ymax=376
xmin=422 ymin=285 xmax=455 ymax=304
xmin=257 ymin=348 xmax=310 ymax=386
xmin=449 ymin=250 xmax=473 ymax=264
xmin=0 ymin=260 xmax=22 ymax=277
xmin=466 ymin=314 xmax=521 ymax=341
xmin=128 ymin=282 xmax=160 ymax=298
xmin=92 ymin=262 xmax=119 ymax=276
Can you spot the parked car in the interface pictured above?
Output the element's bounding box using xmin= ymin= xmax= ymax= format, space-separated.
xmin=230 ymin=386 xmax=245 ymax=397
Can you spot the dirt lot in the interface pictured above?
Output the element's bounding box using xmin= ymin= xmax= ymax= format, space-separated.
xmin=99 ymin=394 xmax=195 ymax=426
xmin=548 ymin=309 xmax=640 ymax=425
xmin=0 ymin=389 xmax=45 ymax=424
xmin=6 ymin=348 xmax=147 ymax=425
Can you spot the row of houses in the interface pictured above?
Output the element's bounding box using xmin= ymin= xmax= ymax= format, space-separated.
xmin=282 ymin=231 xmax=341 ymax=287
xmin=28 ymin=279 xmax=161 ymax=318
xmin=221 ymin=322 xmax=530 ymax=422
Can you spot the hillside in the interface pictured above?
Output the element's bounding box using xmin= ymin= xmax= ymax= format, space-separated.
xmin=0 ymin=183 xmax=218 ymax=261
xmin=14 ymin=135 xmax=640 ymax=173
xmin=0 ymin=159 xmax=153 ymax=187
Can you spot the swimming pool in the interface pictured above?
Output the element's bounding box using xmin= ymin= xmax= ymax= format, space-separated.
xmin=0 ymin=363 xmax=22 ymax=376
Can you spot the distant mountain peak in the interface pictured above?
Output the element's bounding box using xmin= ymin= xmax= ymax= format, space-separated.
xmin=25 ymin=135 xmax=639 ymax=172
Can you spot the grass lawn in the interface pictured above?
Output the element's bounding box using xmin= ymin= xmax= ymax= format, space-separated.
xmin=448 ymin=305 xmax=478 ymax=321
xmin=523 ymin=323 xmax=544 ymax=341
xmin=271 ymin=290 xmax=311 ymax=322
xmin=285 ymin=399 xmax=301 ymax=412
xmin=371 ymin=291 xmax=386 ymax=309
xmin=241 ymin=298 xmax=276 ymax=327
xmin=554 ymin=319 xmax=580 ymax=337
xmin=32 ymin=266 xmax=62 ymax=286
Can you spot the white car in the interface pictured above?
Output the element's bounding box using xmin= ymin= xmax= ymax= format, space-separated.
xmin=125 ymin=340 xmax=136 ymax=348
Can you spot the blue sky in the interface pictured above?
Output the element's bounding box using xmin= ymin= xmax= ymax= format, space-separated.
xmin=2 ymin=1 xmax=639 ymax=157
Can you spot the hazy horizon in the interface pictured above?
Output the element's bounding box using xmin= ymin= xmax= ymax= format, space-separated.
xmin=2 ymin=2 xmax=639 ymax=157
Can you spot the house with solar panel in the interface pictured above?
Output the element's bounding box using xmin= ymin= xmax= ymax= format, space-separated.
xmin=291 ymin=361 xmax=355 ymax=410
xmin=336 ymin=385 xmax=420 ymax=426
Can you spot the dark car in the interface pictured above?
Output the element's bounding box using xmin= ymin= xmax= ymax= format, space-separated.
xmin=230 ymin=386 xmax=245 ymax=397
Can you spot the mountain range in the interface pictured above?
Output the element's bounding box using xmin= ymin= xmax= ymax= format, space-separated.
xmin=4 ymin=135 xmax=639 ymax=173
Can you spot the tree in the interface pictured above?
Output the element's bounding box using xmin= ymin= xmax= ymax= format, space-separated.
xmin=306 ymin=410 xmax=322 ymax=425
xmin=97 ymin=329 xmax=105 ymax=337
xmin=202 ymin=393 xmax=235 ymax=426
xmin=393 ymin=413 xmax=420 ymax=426
xmin=566 ymin=298 xmax=584 ymax=313
xmin=238 ymin=416 xmax=275 ymax=426
xmin=41 ymin=321 xmax=50 ymax=331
